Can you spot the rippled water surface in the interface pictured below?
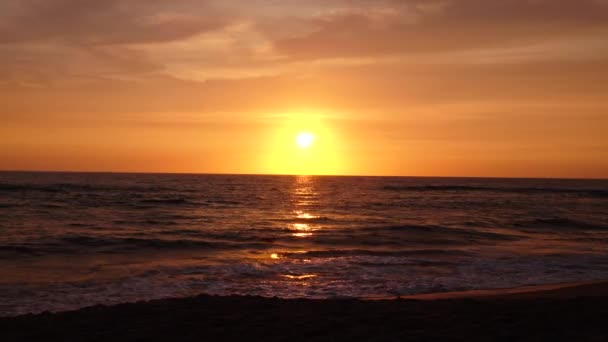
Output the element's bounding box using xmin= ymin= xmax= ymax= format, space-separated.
xmin=1 ymin=172 xmax=608 ymax=316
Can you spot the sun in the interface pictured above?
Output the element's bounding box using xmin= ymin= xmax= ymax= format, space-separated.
xmin=263 ymin=112 xmax=345 ymax=175
xmin=296 ymin=132 xmax=315 ymax=149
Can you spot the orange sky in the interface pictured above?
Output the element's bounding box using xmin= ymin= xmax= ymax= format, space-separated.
xmin=1 ymin=0 xmax=607 ymax=178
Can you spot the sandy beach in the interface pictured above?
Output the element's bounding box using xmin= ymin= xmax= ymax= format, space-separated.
xmin=3 ymin=280 xmax=608 ymax=341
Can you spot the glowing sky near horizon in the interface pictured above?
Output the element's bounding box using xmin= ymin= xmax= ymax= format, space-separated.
xmin=1 ymin=0 xmax=607 ymax=177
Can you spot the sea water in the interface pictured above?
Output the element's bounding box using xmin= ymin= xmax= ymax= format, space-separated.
xmin=1 ymin=172 xmax=607 ymax=316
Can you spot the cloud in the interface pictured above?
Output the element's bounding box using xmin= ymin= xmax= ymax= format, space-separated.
xmin=0 ymin=0 xmax=240 ymax=84
xmin=2 ymin=55 xmax=607 ymax=121
xmin=2 ymin=0 xmax=607 ymax=85
xmin=0 ymin=0 xmax=230 ymax=45
xmin=271 ymin=0 xmax=608 ymax=59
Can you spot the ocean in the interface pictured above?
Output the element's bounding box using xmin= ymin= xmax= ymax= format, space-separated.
xmin=1 ymin=172 xmax=607 ymax=316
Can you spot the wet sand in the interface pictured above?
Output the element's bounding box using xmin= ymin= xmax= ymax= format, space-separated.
xmin=2 ymin=281 xmax=608 ymax=341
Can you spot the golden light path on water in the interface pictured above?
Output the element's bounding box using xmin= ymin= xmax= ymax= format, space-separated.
xmin=290 ymin=175 xmax=319 ymax=238
xmin=270 ymin=175 xmax=320 ymax=282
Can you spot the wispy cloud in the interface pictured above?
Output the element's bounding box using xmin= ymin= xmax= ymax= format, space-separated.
xmin=271 ymin=0 xmax=608 ymax=59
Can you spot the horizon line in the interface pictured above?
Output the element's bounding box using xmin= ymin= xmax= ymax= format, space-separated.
xmin=1 ymin=169 xmax=606 ymax=181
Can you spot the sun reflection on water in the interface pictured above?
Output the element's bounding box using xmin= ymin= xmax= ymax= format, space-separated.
xmin=292 ymin=232 xmax=313 ymax=237
xmin=270 ymin=176 xmax=324 ymax=260
xmin=288 ymin=176 xmax=322 ymax=238
xmin=291 ymin=222 xmax=314 ymax=237
xmin=281 ymin=274 xmax=317 ymax=280
xmin=295 ymin=211 xmax=318 ymax=219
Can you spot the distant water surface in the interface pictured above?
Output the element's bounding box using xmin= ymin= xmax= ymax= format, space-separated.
xmin=1 ymin=172 xmax=607 ymax=316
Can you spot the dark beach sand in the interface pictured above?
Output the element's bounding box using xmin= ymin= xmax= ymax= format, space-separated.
xmin=3 ymin=281 xmax=608 ymax=342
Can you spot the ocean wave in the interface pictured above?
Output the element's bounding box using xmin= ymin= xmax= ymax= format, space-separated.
xmin=138 ymin=198 xmax=201 ymax=206
xmin=0 ymin=183 xmax=103 ymax=193
xmin=61 ymin=235 xmax=271 ymax=250
xmin=205 ymin=199 xmax=242 ymax=206
xmin=0 ymin=183 xmax=61 ymax=193
xmin=0 ymin=245 xmax=42 ymax=256
xmin=515 ymin=217 xmax=608 ymax=231
xmin=280 ymin=249 xmax=471 ymax=259
xmin=0 ymin=236 xmax=272 ymax=258
xmin=271 ymin=216 xmax=333 ymax=223
xmin=113 ymin=219 xmax=181 ymax=226
xmin=0 ymin=183 xmax=187 ymax=194
xmin=349 ymin=224 xmax=523 ymax=241
xmin=137 ymin=198 xmax=242 ymax=206
xmin=159 ymin=230 xmax=279 ymax=243
xmin=382 ymin=185 xmax=608 ymax=197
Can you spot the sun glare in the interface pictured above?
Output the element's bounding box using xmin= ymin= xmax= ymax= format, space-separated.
xmin=263 ymin=112 xmax=345 ymax=175
xmin=296 ymin=132 xmax=315 ymax=149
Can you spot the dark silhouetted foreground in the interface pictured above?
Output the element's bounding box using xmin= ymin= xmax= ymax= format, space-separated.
xmin=2 ymin=282 xmax=608 ymax=342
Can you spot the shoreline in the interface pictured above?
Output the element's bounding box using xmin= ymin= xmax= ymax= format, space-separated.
xmin=3 ymin=280 xmax=608 ymax=341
